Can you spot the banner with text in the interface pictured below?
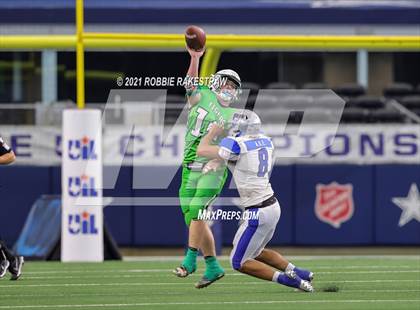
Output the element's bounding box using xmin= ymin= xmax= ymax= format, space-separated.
xmin=1 ymin=124 xmax=419 ymax=165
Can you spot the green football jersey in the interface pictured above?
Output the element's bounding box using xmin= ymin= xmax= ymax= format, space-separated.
xmin=183 ymin=85 xmax=235 ymax=164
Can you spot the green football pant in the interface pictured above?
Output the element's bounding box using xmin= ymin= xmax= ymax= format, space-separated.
xmin=179 ymin=166 xmax=228 ymax=226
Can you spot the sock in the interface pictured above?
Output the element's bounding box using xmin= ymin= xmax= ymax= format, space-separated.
xmin=272 ymin=271 xmax=281 ymax=282
xmin=204 ymin=256 xmax=219 ymax=268
xmin=205 ymin=256 xmax=224 ymax=271
xmin=294 ymin=266 xmax=312 ymax=281
xmin=188 ymin=246 xmax=198 ymax=253
xmin=204 ymin=256 xmax=224 ymax=279
xmin=181 ymin=247 xmax=198 ymax=272
xmin=185 ymin=247 xmax=198 ymax=261
xmin=0 ymin=240 xmax=14 ymax=261
xmin=275 ymin=271 xmax=301 ymax=289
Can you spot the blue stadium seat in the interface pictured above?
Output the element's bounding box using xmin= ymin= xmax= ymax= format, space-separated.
xmin=340 ymin=107 xmax=370 ymax=123
xmin=346 ymin=96 xmax=386 ymax=110
xmin=368 ymin=109 xmax=406 ymax=123
xmin=265 ymin=82 xmax=296 ymax=89
xmin=383 ymin=83 xmax=414 ymax=99
xmin=400 ymin=95 xmax=420 ymax=111
xmin=302 ymin=82 xmax=328 ymax=89
xmin=334 ymin=83 xmax=366 ymax=99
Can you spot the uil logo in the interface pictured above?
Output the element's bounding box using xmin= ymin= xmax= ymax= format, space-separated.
xmin=315 ymin=182 xmax=354 ymax=228
xmin=68 ymin=175 xmax=98 ymax=197
xmin=68 ymin=211 xmax=99 ymax=235
xmin=68 ymin=136 xmax=97 ymax=160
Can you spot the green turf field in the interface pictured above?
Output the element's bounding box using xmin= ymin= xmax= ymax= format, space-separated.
xmin=0 ymin=256 xmax=419 ymax=310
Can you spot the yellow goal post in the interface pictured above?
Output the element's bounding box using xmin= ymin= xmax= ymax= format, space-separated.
xmin=0 ymin=1 xmax=418 ymax=108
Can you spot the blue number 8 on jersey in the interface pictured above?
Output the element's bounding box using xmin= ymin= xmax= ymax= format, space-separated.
xmin=218 ymin=135 xmax=274 ymax=208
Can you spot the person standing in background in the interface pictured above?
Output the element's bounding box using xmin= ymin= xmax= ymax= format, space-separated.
xmin=0 ymin=136 xmax=24 ymax=280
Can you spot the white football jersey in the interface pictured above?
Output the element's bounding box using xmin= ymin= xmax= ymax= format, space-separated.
xmin=218 ymin=134 xmax=274 ymax=208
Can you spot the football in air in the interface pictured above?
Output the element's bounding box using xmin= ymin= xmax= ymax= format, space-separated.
xmin=185 ymin=25 xmax=206 ymax=51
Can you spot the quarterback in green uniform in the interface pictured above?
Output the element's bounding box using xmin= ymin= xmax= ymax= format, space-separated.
xmin=173 ymin=46 xmax=241 ymax=288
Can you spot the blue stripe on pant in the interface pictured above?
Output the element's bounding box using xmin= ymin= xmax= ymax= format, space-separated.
xmin=231 ymin=210 xmax=259 ymax=270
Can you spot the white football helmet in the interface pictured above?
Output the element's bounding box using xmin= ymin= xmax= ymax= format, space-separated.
xmin=209 ymin=69 xmax=242 ymax=105
xmin=229 ymin=110 xmax=261 ymax=137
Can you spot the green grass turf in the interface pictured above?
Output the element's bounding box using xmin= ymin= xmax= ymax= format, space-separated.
xmin=0 ymin=256 xmax=419 ymax=310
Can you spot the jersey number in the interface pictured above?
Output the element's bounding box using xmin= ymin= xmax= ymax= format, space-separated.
xmin=191 ymin=107 xmax=209 ymax=137
xmin=257 ymin=148 xmax=269 ymax=177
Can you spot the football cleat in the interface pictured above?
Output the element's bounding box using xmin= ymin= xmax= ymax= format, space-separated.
xmin=0 ymin=260 xmax=10 ymax=278
xmin=285 ymin=269 xmax=298 ymax=280
xmin=308 ymin=271 xmax=314 ymax=282
xmin=9 ymin=256 xmax=24 ymax=281
xmin=173 ymin=265 xmax=194 ymax=278
xmin=299 ymin=280 xmax=314 ymax=293
xmin=195 ymin=272 xmax=224 ymax=289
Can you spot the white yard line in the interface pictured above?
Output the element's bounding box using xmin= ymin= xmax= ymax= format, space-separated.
xmin=25 ymin=269 xmax=170 ymax=275
xmin=315 ymin=270 xmax=420 ymax=274
xmin=123 ymin=255 xmax=420 ymax=262
xmin=0 ymin=289 xmax=419 ymax=299
xmin=22 ymin=265 xmax=419 ymax=275
xmin=1 ymin=279 xmax=419 ymax=288
xmin=20 ymin=269 xmax=420 ymax=280
xmin=0 ymin=299 xmax=419 ymax=309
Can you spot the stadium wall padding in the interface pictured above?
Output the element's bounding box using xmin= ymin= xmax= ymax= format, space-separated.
xmin=0 ymin=164 xmax=418 ymax=247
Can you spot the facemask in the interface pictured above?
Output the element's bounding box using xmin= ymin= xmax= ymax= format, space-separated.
xmin=219 ymin=90 xmax=235 ymax=104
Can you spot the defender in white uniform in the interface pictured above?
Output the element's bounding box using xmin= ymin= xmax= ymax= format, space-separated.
xmin=197 ymin=110 xmax=314 ymax=292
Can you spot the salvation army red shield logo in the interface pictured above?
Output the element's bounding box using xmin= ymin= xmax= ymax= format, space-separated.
xmin=315 ymin=182 xmax=354 ymax=228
